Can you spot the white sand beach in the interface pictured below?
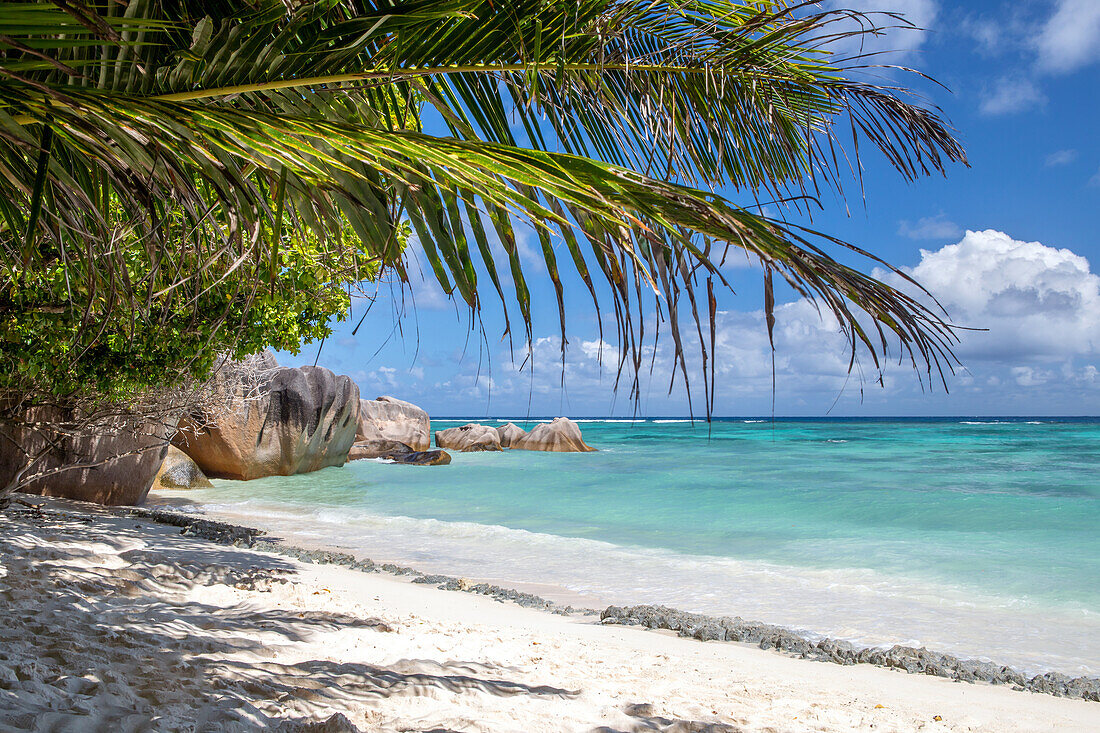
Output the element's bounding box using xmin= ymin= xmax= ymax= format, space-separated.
xmin=1 ymin=497 xmax=1097 ymax=733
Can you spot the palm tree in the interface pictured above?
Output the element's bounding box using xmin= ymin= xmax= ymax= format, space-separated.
xmin=0 ymin=0 xmax=966 ymax=421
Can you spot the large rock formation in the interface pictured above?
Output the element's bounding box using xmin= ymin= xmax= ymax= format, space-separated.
xmin=494 ymin=422 xmax=527 ymax=448
xmin=173 ymin=353 xmax=360 ymax=480
xmin=150 ymin=445 xmax=213 ymax=491
xmin=357 ymin=396 xmax=430 ymax=451
xmin=434 ymin=423 xmax=502 ymax=452
xmin=3 ymin=404 xmax=175 ymax=506
xmin=510 ymin=417 xmax=596 ymax=452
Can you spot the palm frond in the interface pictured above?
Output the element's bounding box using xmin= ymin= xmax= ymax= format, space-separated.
xmin=0 ymin=0 xmax=968 ymax=417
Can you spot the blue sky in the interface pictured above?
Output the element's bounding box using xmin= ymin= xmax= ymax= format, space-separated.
xmin=279 ymin=0 xmax=1100 ymax=417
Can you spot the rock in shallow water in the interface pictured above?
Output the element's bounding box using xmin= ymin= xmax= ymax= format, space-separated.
xmin=346 ymin=439 xmax=415 ymax=461
xmin=388 ymin=449 xmax=451 ymax=466
xmin=435 ymin=424 xmax=502 ymax=452
xmin=494 ymin=422 xmax=527 ymax=448
xmin=356 ymin=396 xmax=430 ymax=451
xmin=510 ymin=417 xmax=595 ymax=452
xmin=346 ymin=440 xmax=450 ymax=466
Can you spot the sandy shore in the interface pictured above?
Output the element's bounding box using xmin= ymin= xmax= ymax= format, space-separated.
xmin=1 ymin=498 xmax=1097 ymax=732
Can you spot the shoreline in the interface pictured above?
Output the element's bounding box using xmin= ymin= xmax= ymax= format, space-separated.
xmin=152 ymin=488 xmax=1100 ymax=681
xmin=127 ymin=501 xmax=1100 ymax=701
xmin=155 ymin=416 xmax=1100 ymax=681
xmin=3 ymin=495 xmax=1098 ymax=732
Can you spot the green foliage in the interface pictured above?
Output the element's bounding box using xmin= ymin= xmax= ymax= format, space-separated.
xmin=0 ymin=1 xmax=968 ymax=417
xmin=1 ymin=214 xmax=388 ymax=402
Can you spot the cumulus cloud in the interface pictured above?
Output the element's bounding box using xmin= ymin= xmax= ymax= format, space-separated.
xmin=512 ymin=230 xmax=1100 ymax=410
xmin=897 ymin=213 xmax=963 ymax=240
xmin=979 ymin=76 xmax=1046 ymax=115
xmin=1010 ymin=366 xmax=1052 ymax=387
xmin=338 ymin=230 xmax=1100 ymax=415
xmin=1036 ymin=0 xmax=1100 ymax=73
xmin=882 ymin=230 xmax=1100 ymax=361
xmin=661 ymin=232 xmax=1100 ymax=410
xmin=1045 ymin=149 xmax=1078 ymax=167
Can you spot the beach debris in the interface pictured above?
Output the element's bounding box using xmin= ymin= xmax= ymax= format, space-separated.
xmin=599 ymin=605 xmax=1100 ymax=701
xmin=126 ymin=507 xmax=265 ymax=547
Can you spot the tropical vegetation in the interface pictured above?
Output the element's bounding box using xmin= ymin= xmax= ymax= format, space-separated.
xmin=0 ymin=0 xmax=966 ymax=429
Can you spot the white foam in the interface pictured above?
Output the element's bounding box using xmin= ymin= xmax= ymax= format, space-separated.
xmin=583 ymin=419 xmax=640 ymax=423
xmin=187 ymin=498 xmax=1099 ymax=678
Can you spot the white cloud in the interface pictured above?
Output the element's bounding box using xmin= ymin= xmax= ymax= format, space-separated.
xmin=347 ymin=231 xmax=1100 ymax=415
xmin=579 ymin=339 xmax=614 ymax=362
xmin=963 ymin=2 xmax=1099 ymax=127
xmin=883 ymin=230 xmax=1100 ymax=361
xmin=501 ymin=227 xmax=1099 ymax=408
xmin=372 ymin=365 xmax=399 ymax=389
xmin=979 ymin=76 xmax=1047 ymax=115
xmin=1077 ymin=364 xmax=1099 ymax=384
xmin=1090 ymin=167 xmax=1100 ymax=187
xmin=959 ymin=16 xmax=1006 ymax=56
xmin=1011 ymin=366 xmax=1052 ymax=387
xmin=1036 ymin=0 xmax=1100 ymax=73
xmin=1045 ymin=149 xmax=1078 ymax=167
xmin=897 ymin=213 xmax=963 ymax=240
xmin=820 ymin=0 xmax=938 ymax=60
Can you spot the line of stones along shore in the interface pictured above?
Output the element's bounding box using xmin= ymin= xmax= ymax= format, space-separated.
xmin=122 ymin=505 xmax=1100 ymax=703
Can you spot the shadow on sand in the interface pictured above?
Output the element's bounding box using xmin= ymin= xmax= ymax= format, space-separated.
xmin=0 ymin=506 xmax=577 ymax=732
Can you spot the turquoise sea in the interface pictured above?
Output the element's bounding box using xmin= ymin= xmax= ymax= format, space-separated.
xmin=157 ymin=417 xmax=1100 ymax=677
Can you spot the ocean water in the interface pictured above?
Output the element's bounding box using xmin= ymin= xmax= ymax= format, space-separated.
xmin=156 ymin=417 xmax=1100 ymax=677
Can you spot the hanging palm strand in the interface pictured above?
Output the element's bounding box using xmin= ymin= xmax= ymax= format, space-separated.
xmin=0 ymin=0 xmax=967 ymax=418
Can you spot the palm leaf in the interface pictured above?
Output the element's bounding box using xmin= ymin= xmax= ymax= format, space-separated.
xmin=0 ymin=0 xmax=968 ymax=417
